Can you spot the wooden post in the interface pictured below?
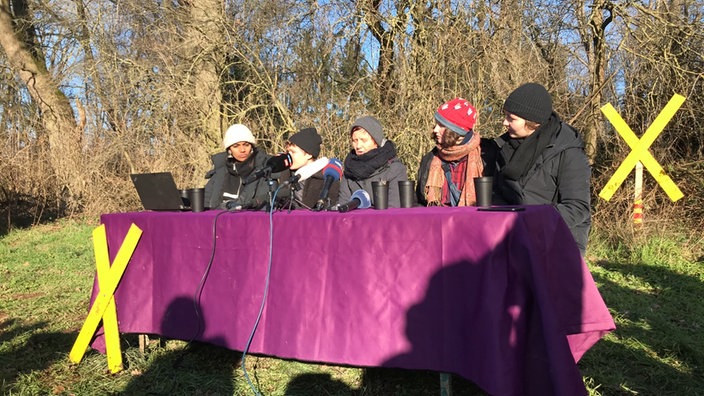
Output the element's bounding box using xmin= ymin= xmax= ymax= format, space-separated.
xmin=633 ymin=161 xmax=643 ymax=226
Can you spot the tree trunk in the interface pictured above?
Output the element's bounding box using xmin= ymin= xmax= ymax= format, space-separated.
xmin=0 ymin=0 xmax=82 ymax=194
xmin=577 ymin=0 xmax=612 ymax=163
xmin=183 ymin=0 xmax=226 ymax=146
xmin=361 ymin=0 xmax=409 ymax=107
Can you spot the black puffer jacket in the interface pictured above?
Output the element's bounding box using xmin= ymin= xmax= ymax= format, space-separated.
xmin=485 ymin=119 xmax=591 ymax=254
xmin=203 ymin=149 xmax=271 ymax=209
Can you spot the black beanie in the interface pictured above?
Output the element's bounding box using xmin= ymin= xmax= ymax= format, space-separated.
xmin=289 ymin=127 xmax=322 ymax=158
xmin=503 ymin=83 xmax=553 ymax=124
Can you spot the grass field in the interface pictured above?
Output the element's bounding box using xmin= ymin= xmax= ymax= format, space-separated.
xmin=1 ymin=219 xmax=703 ymax=395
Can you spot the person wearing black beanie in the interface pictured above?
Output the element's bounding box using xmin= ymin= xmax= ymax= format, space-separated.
xmin=484 ymin=83 xmax=592 ymax=255
xmin=276 ymin=127 xmax=340 ymax=210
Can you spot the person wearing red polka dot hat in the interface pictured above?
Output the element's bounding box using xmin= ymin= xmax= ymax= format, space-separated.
xmin=416 ymin=98 xmax=484 ymax=206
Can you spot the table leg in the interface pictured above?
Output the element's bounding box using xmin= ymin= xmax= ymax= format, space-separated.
xmin=440 ymin=372 xmax=452 ymax=396
xmin=139 ymin=334 xmax=148 ymax=354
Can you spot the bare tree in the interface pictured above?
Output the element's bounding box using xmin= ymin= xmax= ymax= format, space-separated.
xmin=1 ymin=0 xmax=703 ymax=229
xmin=0 ymin=0 xmax=82 ymax=196
xmin=576 ymin=0 xmax=614 ymax=162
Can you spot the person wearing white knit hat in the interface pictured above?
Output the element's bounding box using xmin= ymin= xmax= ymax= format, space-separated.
xmin=204 ymin=123 xmax=271 ymax=210
xmin=222 ymin=124 xmax=257 ymax=161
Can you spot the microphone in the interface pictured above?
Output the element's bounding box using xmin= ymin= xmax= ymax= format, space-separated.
xmin=243 ymin=153 xmax=292 ymax=185
xmin=226 ymin=199 xmax=264 ymax=211
xmin=286 ymin=157 xmax=328 ymax=185
xmin=337 ymin=189 xmax=371 ymax=213
xmin=313 ymin=158 xmax=342 ymax=211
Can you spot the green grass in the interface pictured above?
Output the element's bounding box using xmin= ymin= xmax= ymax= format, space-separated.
xmin=1 ymin=220 xmax=703 ymax=395
xmin=580 ymin=232 xmax=704 ymax=395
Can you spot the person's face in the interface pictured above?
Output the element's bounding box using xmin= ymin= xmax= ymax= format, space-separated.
xmin=287 ymin=143 xmax=313 ymax=170
xmin=434 ymin=123 xmax=463 ymax=148
xmin=432 ymin=123 xmax=446 ymax=145
xmin=228 ymin=142 xmax=253 ymax=162
xmin=351 ymin=128 xmax=378 ymax=156
xmin=503 ymin=111 xmax=536 ymax=139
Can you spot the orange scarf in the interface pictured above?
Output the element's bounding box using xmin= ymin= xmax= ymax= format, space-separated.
xmin=425 ymin=133 xmax=484 ymax=206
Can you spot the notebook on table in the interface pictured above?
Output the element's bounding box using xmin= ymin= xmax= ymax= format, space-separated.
xmin=130 ymin=172 xmax=188 ymax=211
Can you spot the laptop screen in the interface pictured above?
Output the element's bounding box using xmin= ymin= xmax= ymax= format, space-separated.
xmin=130 ymin=172 xmax=187 ymax=211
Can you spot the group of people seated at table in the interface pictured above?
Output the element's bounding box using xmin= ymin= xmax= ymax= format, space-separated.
xmin=203 ymin=82 xmax=592 ymax=255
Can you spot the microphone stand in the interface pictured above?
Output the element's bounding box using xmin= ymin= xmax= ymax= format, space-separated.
xmin=285 ymin=178 xmax=303 ymax=213
xmin=312 ymin=199 xmax=327 ymax=212
xmin=264 ymin=169 xmax=276 ymax=213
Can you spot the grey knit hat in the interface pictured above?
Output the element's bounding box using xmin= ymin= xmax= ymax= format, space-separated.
xmin=503 ymin=83 xmax=553 ymax=124
xmin=350 ymin=116 xmax=385 ymax=147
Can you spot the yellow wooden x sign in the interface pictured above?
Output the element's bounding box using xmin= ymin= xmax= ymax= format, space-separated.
xmin=69 ymin=223 xmax=142 ymax=373
xmin=599 ymin=94 xmax=685 ymax=202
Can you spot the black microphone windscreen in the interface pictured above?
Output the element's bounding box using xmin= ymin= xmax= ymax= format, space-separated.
xmin=266 ymin=153 xmax=293 ymax=173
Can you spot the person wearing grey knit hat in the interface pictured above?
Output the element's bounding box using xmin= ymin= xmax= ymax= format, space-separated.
xmin=338 ymin=115 xmax=409 ymax=208
xmin=350 ymin=116 xmax=386 ymax=154
xmin=485 ymin=82 xmax=592 ymax=255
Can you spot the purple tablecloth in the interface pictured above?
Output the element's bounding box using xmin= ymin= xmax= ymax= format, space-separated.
xmin=90 ymin=205 xmax=614 ymax=396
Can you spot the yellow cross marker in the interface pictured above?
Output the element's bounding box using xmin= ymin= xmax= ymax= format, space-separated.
xmin=69 ymin=223 xmax=142 ymax=373
xmin=599 ymin=94 xmax=685 ymax=202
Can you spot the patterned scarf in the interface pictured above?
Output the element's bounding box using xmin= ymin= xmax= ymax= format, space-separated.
xmin=343 ymin=140 xmax=399 ymax=180
xmin=425 ymin=133 xmax=484 ymax=206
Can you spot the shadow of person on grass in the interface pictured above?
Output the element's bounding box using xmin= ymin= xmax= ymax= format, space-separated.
xmin=580 ymin=259 xmax=704 ymax=395
xmin=283 ymin=372 xmax=355 ymax=395
xmin=0 ymin=318 xmax=75 ymax=392
xmin=119 ymin=296 xmax=239 ymax=396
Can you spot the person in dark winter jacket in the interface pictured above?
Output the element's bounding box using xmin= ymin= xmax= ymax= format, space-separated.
xmin=485 ymin=83 xmax=591 ymax=255
xmin=203 ymin=124 xmax=271 ymax=210
xmin=338 ymin=116 xmax=408 ymax=208
xmin=277 ymin=127 xmax=340 ymax=210
xmin=416 ymin=98 xmax=484 ymax=206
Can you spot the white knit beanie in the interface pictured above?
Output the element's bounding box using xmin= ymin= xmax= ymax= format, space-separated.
xmin=223 ymin=124 xmax=256 ymax=149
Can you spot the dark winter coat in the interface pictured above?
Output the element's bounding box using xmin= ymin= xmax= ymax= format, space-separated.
xmin=484 ymin=119 xmax=592 ymax=254
xmin=338 ymin=157 xmax=408 ymax=208
xmin=203 ymin=149 xmax=271 ymax=209
xmin=415 ymin=148 xmax=444 ymax=206
xmin=277 ymin=168 xmax=340 ymax=210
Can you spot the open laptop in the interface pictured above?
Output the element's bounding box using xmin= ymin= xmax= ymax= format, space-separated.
xmin=130 ymin=172 xmax=188 ymax=211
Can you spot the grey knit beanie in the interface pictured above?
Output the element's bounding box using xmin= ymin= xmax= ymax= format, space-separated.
xmin=503 ymin=83 xmax=553 ymax=124
xmin=350 ymin=116 xmax=385 ymax=146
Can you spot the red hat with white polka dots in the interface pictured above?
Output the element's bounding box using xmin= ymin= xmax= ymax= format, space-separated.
xmin=434 ymin=98 xmax=478 ymax=136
